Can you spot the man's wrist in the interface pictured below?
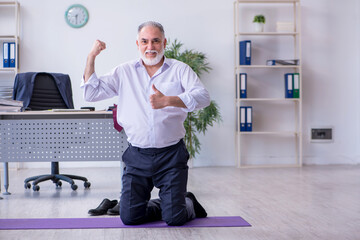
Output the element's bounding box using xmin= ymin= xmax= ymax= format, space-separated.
xmin=87 ymin=54 xmax=96 ymax=61
xmin=165 ymin=96 xmax=172 ymax=107
xmin=167 ymin=96 xmax=186 ymax=108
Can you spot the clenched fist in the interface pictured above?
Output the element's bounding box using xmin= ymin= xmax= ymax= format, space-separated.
xmin=89 ymin=40 xmax=106 ymax=58
xmin=84 ymin=40 xmax=106 ymax=82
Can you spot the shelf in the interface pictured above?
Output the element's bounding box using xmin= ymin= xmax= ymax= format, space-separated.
xmin=236 ymin=65 xmax=300 ymax=69
xmin=236 ymin=32 xmax=299 ymax=36
xmin=237 ymin=163 xmax=301 ymax=169
xmin=0 ymin=35 xmax=19 ymax=39
xmin=236 ymin=0 xmax=299 ymax=3
xmin=238 ymin=131 xmax=300 ymax=135
xmin=0 ymin=2 xmax=19 ymax=6
xmin=0 ymin=68 xmax=17 ymax=72
xmin=237 ymin=98 xmax=300 ymax=102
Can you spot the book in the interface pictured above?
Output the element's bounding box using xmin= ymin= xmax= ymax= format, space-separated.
xmin=276 ymin=22 xmax=294 ymax=32
xmin=266 ymin=59 xmax=299 ymax=66
xmin=0 ymin=105 xmax=22 ymax=112
xmin=0 ymin=98 xmax=23 ymax=107
xmin=50 ymin=109 xmax=90 ymax=112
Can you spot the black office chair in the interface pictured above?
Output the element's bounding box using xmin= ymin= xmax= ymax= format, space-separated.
xmin=13 ymin=72 xmax=91 ymax=191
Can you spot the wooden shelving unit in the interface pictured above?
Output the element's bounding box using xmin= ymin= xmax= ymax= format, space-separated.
xmin=234 ymin=0 xmax=302 ymax=168
xmin=0 ymin=1 xmax=20 ymax=93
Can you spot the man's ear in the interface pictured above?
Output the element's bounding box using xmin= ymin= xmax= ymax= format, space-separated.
xmin=136 ymin=40 xmax=139 ymax=48
xmin=163 ymin=38 xmax=167 ymax=49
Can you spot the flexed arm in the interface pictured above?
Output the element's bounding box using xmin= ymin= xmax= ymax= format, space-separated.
xmin=84 ymin=40 xmax=106 ymax=83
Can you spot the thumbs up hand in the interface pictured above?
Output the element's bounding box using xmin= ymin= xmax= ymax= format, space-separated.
xmin=150 ymin=84 xmax=167 ymax=109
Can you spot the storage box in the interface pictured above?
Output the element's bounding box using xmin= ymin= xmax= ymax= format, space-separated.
xmin=276 ymin=22 xmax=294 ymax=32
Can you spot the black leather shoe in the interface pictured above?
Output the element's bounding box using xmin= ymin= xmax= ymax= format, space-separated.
xmin=107 ymin=202 xmax=120 ymax=215
xmin=88 ymin=198 xmax=118 ymax=216
xmin=186 ymin=192 xmax=207 ymax=218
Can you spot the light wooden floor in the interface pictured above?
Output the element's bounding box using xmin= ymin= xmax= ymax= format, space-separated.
xmin=0 ymin=165 xmax=359 ymax=240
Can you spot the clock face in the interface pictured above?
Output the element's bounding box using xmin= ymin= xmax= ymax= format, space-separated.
xmin=65 ymin=4 xmax=89 ymax=28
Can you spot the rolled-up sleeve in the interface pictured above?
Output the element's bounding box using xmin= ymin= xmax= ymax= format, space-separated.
xmin=178 ymin=65 xmax=210 ymax=112
xmin=80 ymin=71 xmax=118 ymax=102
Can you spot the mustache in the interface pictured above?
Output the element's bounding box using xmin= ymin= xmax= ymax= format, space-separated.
xmin=145 ymin=50 xmax=158 ymax=54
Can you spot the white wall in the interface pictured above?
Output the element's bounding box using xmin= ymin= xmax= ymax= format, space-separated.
xmin=6 ymin=0 xmax=360 ymax=168
xmin=301 ymin=0 xmax=360 ymax=165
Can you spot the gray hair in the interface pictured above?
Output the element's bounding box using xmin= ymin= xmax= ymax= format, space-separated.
xmin=137 ymin=21 xmax=165 ymax=38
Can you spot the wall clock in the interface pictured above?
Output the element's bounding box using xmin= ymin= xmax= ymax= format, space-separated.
xmin=65 ymin=4 xmax=89 ymax=28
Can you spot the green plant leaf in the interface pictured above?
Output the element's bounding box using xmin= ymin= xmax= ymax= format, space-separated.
xmin=165 ymin=39 xmax=222 ymax=159
xmin=253 ymin=14 xmax=266 ymax=23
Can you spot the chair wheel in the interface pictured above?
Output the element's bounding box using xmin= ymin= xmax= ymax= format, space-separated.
xmin=84 ymin=181 xmax=91 ymax=188
xmin=71 ymin=184 xmax=78 ymax=191
xmin=33 ymin=185 xmax=40 ymax=191
xmin=24 ymin=183 xmax=31 ymax=189
xmin=56 ymin=181 xmax=62 ymax=188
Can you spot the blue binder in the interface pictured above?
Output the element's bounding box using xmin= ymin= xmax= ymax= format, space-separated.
xmin=239 ymin=40 xmax=251 ymax=65
xmin=284 ymin=73 xmax=293 ymax=98
xmin=235 ymin=73 xmax=238 ymax=99
xmin=246 ymin=106 xmax=252 ymax=131
xmin=240 ymin=73 xmax=247 ymax=98
xmin=3 ymin=42 xmax=9 ymax=68
xmin=9 ymin=42 xmax=15 ymax=68
xmin=240 ymin=106 xmax=246 ymax=131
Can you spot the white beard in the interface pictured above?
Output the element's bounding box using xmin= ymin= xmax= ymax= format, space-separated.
xmin=139 ymin=48 xmax=164 ymax=66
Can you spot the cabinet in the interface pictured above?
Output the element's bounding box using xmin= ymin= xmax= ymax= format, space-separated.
xmin=0 ymin=1 xmax=20 ymax=99
xmin=234 ymin=0 xmax=302 ymax=167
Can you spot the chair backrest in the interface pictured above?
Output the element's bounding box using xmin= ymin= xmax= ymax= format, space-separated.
xmin=112 ymin=104 xmax=123 ymax=132
xmin=28 ymin=73 xmax=68 ymax=110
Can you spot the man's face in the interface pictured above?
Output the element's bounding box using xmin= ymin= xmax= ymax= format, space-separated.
xmin=136 ymin=26 xmax=166 ymax=66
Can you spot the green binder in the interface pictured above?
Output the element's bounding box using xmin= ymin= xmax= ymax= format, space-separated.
xmin=293 ymin=73 xmax=300 ymax=98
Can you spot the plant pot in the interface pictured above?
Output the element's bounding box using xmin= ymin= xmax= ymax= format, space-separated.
xmin=254 ymin=22 xmax=264 ymax=32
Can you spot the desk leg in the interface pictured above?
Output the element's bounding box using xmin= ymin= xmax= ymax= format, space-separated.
xmin=2 ymin=162 xmax=11 ymax=195
xmin=0 ymin=169 xmax=2 ymax=199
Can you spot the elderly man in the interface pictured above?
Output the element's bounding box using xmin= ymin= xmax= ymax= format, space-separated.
xmin=81 ymin=21 xmax=209 ymax=226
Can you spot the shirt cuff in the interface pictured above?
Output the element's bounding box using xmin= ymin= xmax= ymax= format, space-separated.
xmin=178 ymin=92 xmax=196 ymax=112
xmin=80 ymin=73 xmax=99 ymax=88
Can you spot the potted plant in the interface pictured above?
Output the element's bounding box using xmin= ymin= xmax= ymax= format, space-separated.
xmin=253 ymin=14 xmax=265 ymax=32
xmin=165 ymin=39 xmax=222 ymax=159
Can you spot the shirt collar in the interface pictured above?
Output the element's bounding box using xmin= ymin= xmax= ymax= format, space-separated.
xmin=135 ymin=56 xmax=171 ymax=71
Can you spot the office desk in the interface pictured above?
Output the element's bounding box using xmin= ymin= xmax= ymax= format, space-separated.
xmin=0 ymin=111 xmax=128 ymax=195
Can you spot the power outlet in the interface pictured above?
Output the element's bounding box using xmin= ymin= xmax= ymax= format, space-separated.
xmin=311 ymin=128 xmax=333 ymax=142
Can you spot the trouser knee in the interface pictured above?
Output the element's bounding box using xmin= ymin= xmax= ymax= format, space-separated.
xmin=120 ymin=205 xmax=145 ymax=225
xmin=164 ymin=217 xmax=187 ymax=226
xmin=120 ymin=212 xmax=143 ymax=225
xmin=162 ymin=209 xmax=188 ymax=226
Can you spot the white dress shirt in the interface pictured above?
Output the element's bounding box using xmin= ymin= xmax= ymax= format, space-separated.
xmin=81 ymin=57 xmax=210 ymax=148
